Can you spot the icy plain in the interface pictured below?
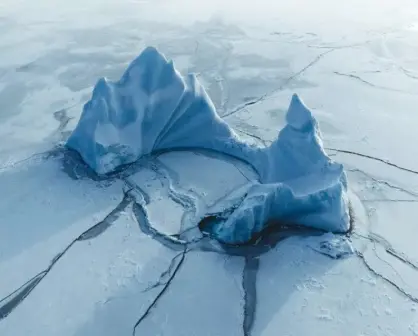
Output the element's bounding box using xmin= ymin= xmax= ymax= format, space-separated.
xmin=1 ymin=0 xmax=418 ymax=335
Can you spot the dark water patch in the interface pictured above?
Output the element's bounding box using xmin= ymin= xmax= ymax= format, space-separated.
xmin=242 ymin=256 xmax=259 ymax=336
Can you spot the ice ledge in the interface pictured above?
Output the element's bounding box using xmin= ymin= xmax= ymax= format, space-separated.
xmin=66 ymin=46 xmax=350 ymax=244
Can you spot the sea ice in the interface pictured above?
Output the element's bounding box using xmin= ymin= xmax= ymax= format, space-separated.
xmin=67 ymin=46 xmax=350 ymax=244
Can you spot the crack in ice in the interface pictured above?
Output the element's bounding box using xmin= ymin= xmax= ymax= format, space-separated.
xmin=0 ymin=189 xmax=132 ymax=321
xmin=348 ymin=168 xmax=418 ymax=198
xmin=132 ymin=247 xmax=188 ymax=336
xmin=227 ymin=128 xmax=418 ymax=179
xmin=141 ymin=251 xmax=187 ymax=293
xmin=354 ymin=232 xmax=418 ymax=272
xmin=333 ymin=71 xmax=417 ymax=96
xmin=370 ymin=242 xmax=409 ymax=288
xmin=235 ymin=127 xmax=269 ymax=147
xmin=323 ymin=147 xmax=418 ymax=175
xmin=362 ymin=199 xmax=418 ymax=203
xmin=242 ymin=256 xmax=259 ymax=336
xmin=222 ymin=49 xmax=335 ymax=118
xmin=356 ymin=250 xmax=418 ymax=304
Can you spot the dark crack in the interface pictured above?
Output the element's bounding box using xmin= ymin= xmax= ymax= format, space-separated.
xmin=333 ymin=71 xmax=417 ymax=95
xmin=0 ymin=272 xmax=46 ymax=320
xmin=142 ymin=251 xmax=187 ymax=293
xmin=61 ymin=147 xmax=108 ymax=181
xmin=370 ymin=242 xmax=408 ymax=287
xmin=398 ymin=66 xmax=418 ymax=80
xmin=222 ymin=49 xmax=335 ymax=118
xmin=0 ymin=189 xmax=132 ymax=321
xmin=235 ymin=127 xmax=269 ymax=147
xmin=233 ymin=165 xmax=252 ymax=183
xmin=353 ymin=232 xmax=418 ymax=272
xmin=144 ymin=159 xmax=202 ymax=237
xmin=0 ymin=148 xmax=60 ymax=172
xmin=315 ymin=230 xmax=418 ymax=303
xmin=356 ymin=250 xmax=418 ymax=303
xmin=232 ymin=127 xmax=273 ymax=148
xmin=386 ymin=249 xmax=418 ymax=272
xmin=362 ymin=199 xmax=418 ymax=203
xmin=150 ymin=159 xmax=200 ymax=211
xmin=171 ymin=224 xmax=201 ymax=240
xmin=132 ymin=247 xmax=188 ymax=336
xmin=308 ymin=40 xmax=371 ymax=50
xmin=124 ymin=177 xmax=151 ymax=205
xmin=348 ymin=168 xmax=418 ymax=198
xmin=242 ymin=256 xmax=259 ymax=336
xmin=326 ymin=147 xmax=418 ymax=175
xmin=132 ymin=201 xmax=189 ymax=251
xmin=78 ymin=190 xmax=133 ymax=240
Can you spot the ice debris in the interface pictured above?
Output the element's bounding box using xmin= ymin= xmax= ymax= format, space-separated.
xmin=305 ymin=233 xmax=354 ymax=259
xmin=67 ymin=46 xmax=351 ymax=244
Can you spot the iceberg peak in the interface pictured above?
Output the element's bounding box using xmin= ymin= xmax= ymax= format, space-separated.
xmin=286 ymin=94 xmax=315 ymax=131
xmin=128 ymin=46 xmax=169 ymax=72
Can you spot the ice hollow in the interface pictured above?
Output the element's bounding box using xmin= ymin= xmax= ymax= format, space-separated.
xmin=66 ymin=46 xmax=350 ymax=244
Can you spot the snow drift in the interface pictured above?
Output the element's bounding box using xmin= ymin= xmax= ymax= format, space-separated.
xmin=67 ymin=46 xmax=350 ymax=244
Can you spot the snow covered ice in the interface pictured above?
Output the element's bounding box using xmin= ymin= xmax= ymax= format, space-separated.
xmin=67 ymin=47 xmax=350 ymax=244
xmin=2 ymin=0 xmax=418 ymax=335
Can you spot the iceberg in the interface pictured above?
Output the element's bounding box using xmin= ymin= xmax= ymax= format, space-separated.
xmin=66 ymin=46 xmax=350 ymax=244
xmin=66 ymin=46 xmax=259 ymax=175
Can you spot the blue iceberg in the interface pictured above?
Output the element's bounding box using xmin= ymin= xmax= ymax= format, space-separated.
xmin=67 ymin=46 xmax=350 ymax=244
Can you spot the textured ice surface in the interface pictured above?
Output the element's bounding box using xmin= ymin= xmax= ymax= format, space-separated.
xmin=305 ymin=233 xmax=354 ymax=259
xmin=67 ymin=47 xmax=350 ymax=244
xmin=66 ymin=46 xmax=255 ymax=175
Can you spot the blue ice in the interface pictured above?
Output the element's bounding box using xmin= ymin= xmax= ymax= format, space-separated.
xmin=67 ymin=46 xmax=350 ymax=244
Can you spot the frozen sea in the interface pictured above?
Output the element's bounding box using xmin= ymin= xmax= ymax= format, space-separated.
xmin=1 ymin=0 xmax=418 ymax=335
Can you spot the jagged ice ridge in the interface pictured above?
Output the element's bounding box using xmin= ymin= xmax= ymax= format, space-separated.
xmin=66 ymin=46 xmax=350 ymax=244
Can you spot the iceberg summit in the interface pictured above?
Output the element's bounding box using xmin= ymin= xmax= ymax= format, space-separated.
xmin=66 ymin=46 xmax=350 ymax=244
